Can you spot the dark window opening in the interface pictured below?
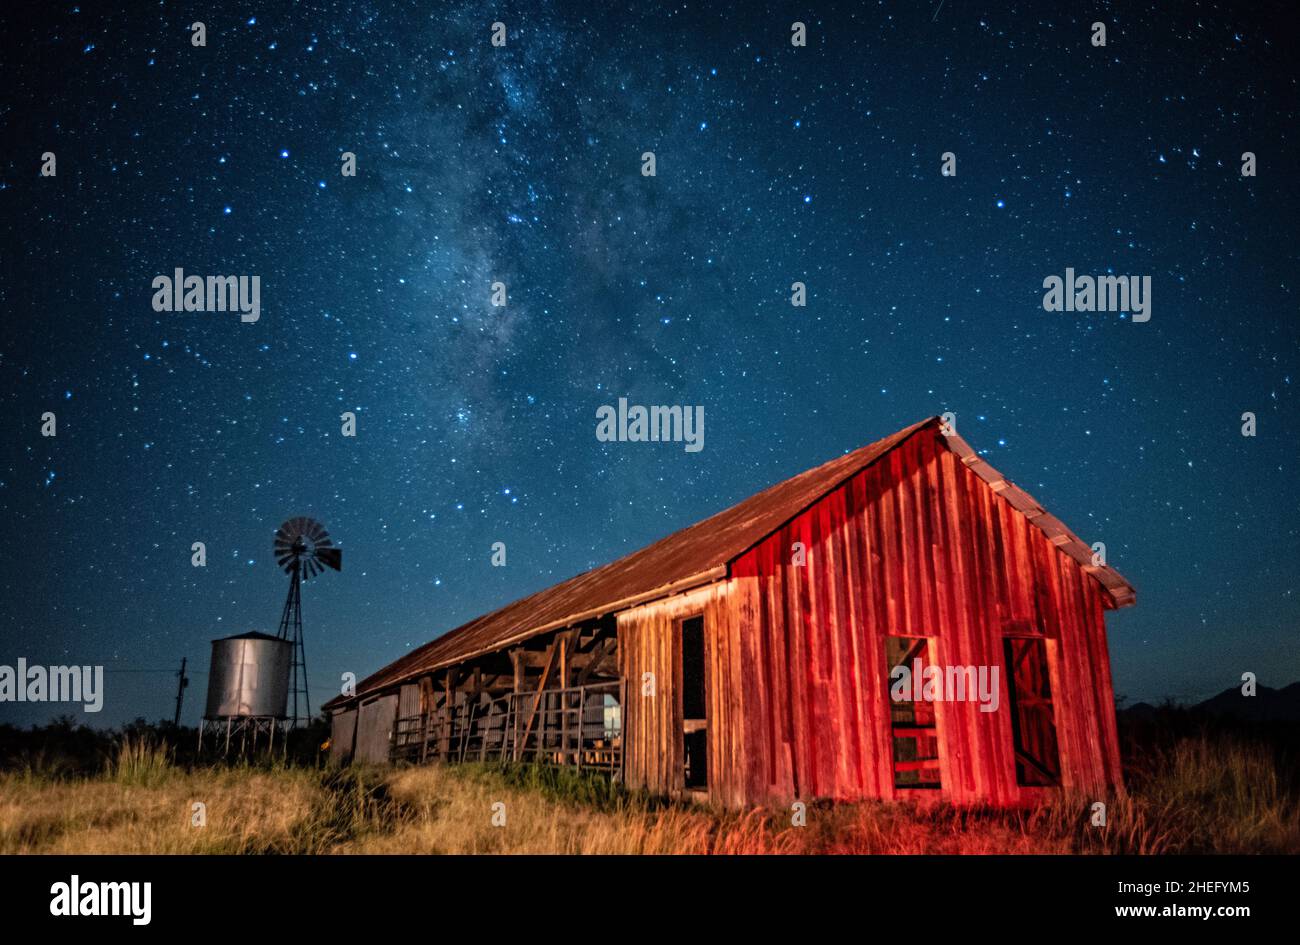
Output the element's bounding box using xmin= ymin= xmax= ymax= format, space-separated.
xmin=885 ymin=635 xmax=941 ymax=789
xmin=680 ymin=615 xmax=707 ymax=790
xmin=1004 ymin=637 xmax=1062 ymax=787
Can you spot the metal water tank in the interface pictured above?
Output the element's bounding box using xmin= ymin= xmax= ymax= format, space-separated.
xmin=204 ymin=631 xmax=292 ymax=719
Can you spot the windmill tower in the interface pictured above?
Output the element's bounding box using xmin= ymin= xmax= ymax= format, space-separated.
xmin=273 ymin=517 xmax=342 ymax=726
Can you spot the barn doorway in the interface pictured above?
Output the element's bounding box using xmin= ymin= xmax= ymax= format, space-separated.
xmin=885 ymin=635 xmax=942 ymax=789
xmin=678 ymin=615 xmax=708 ymax=792
xmin=1003 ymin=637 xmax=1062 ymax=786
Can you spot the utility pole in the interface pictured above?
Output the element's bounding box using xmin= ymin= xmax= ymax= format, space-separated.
xmin=173 ymin=657 xmax=189 ymax=726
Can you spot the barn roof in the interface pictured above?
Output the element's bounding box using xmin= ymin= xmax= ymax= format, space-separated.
xmin=325 ymin=417 xmax=1134 ymax=709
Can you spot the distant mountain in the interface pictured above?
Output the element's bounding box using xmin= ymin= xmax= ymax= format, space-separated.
xmin=1119 ymin=701 xmax=1161 ymax=722
xmin=1119 ymin=683 xmax=1300 ymax=723
xmin=1192 ymin=682 xmax=1300 ymax=723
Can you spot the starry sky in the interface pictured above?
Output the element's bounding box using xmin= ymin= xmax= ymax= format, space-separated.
xmin=2 ymin=2 xmax=1297 ymax=728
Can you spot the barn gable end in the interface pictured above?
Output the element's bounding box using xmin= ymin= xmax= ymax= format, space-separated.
xmin=717 ymin=424 xmax=1123 ymax=806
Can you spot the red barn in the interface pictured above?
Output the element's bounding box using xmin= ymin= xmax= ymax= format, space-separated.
xmin=324 ymin=417 xmax=1134 ymax=808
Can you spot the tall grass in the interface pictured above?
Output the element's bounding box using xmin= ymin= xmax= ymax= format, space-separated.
xmin=1109 ymin=735 xmax=1299 ymax=853
xmin=108 ymin=734 xmax=175 ymax=787
xmin=1 ymin=733 xmax=1296 ymax=854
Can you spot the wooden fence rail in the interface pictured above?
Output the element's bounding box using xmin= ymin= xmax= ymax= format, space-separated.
xmin=391 ymin=680 xmax=623 ymax=776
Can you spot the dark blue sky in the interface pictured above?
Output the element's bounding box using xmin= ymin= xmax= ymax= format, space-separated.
xmin=2 ymin=2 xmax=1297 ymax=727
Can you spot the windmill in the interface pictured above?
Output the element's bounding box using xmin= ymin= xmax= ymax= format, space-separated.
xmin=273 ymin=516 xmax=341 ymax=726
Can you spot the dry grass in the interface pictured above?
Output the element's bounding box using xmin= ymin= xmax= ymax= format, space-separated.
xmin=2 ymin=733 xmax=1296 ymax=854
xmin=347 ymin=765 xmax=802 ymax=854
xmin=0 ymin=767 xmax=321 ymax=854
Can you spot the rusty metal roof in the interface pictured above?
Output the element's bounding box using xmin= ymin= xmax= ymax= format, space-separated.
xmin=326 ymin=417 xmax=1133 ymax=708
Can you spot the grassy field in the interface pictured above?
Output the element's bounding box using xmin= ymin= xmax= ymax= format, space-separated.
xmin=2 ymin=731 xmax=1298 ymax=854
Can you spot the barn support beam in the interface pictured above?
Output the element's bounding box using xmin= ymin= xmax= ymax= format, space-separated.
xmin=559 ymin=633 xmax=570 ymax=763
xmin=439 ymin=669 xmax=460 ymax=759
xmin=517 ymin=637 xmax=559 ymax=760
xmin=576 ymin=636 xmax=617 ymax=686
xmin=460 ymin=667 xmax=483 ymax=763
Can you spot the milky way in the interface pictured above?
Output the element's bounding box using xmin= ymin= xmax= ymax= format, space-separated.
xmin=2 ymin=2 xmax=1297 ymax=725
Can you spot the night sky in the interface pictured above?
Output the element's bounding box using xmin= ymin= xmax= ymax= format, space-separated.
xmin=2 ymin=2 xmax=1297 ymax=728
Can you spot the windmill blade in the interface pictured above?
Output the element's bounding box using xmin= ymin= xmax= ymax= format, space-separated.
xmin=274 ymin=516 xmax=340 ymax=576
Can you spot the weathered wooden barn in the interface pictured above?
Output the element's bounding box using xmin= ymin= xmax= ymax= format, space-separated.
xmin=324 ymin=417 xmax=1135 ymax=808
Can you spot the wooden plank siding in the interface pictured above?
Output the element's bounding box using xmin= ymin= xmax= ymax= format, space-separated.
xmin=622 ymin=426 xmax=1123 ymax=808
xmin=618 ymin=584 xmax=739 ymax=800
